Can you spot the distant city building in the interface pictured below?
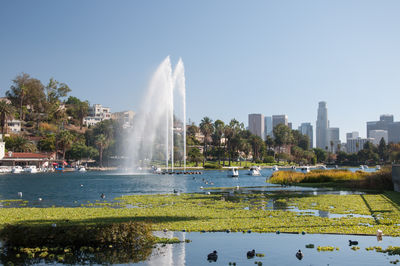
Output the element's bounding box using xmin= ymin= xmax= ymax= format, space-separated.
xmin=298 ymin=123 xmax=313 ymax=149
xmin=84 ymin=104 xmax=111 ymax=127
xmin=369 ymin=130 xmax=388 ymax=145
xmin=264 ymin=116 xmax=272 ymax=138
xmin=111 ymin=110 xmax=135 ymax=129
xmin=288 ymin=122 xmax=293 ymax=130
xmin=327 ymin=127 xmax=340 ymax=153
xmin=346 ymin=137 xmax=374 ymax=154
xmin=248 ymin=114 xmax=265 ymax=140
xmin=367 ymin=114 xmax=400 ymax=144
xmin=367 ymin=114 xmax=393 ymax=138
xmin=272 ymin=115 xmax=288 ymax=129
xmin=346 ymin=132 xmax=359 ymax=142
xmin=388 ymin=122 xmax=400 ymax=143
xmin=316 ymin=101 xmax=329 ymax=149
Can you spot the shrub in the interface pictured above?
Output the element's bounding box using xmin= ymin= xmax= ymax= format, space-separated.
xmin=204 ymin=162 xmax=222 ymax=169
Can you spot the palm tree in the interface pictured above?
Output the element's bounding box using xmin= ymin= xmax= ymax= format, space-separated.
xmin=57 ymin=130 xmax=74 ymax=160
xmin=199 ymin=117 xmax=214 ymax=167
xmin=0 ymin=101 xmax=15 ymax=134
xmin=95 ymin=134 xmax=108 ymax=167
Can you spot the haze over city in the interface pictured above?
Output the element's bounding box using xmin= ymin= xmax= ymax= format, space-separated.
xmin=1 ymin=0 xmax=400 ymax=141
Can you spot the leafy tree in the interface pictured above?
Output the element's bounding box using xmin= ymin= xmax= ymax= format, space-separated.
xmin=188 ymin=147 xmax=203 ymax=167
xmin=6 ymin=73 xmax=45 ymax=121
xmin=378 ymin=138 xmax=388 ymax=162
xmin=313 ymin=148 xmax=328 ymax=163
xmin=249 ymin=135 xmax=265 ymax=161
xmin=199 ymin=117 xmax=214 ymax=166
xmin=273 ymin=124 xmax=293 ymax=161
xmin=0 ymin=101 xmax=15 ymax=134
xmin=66 ymin=96 xmax=89 ymax=129
xmin=38 ymin=134 xmax=56 ymax=152
xmin=95 ymin=134 xmax=108 ymax=167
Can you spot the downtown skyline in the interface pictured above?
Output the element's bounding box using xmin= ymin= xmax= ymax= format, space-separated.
xmin=1 ymin=1 xmax=400 ymax=141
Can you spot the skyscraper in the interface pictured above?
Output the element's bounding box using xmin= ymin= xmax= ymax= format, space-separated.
xmin=264 ymin=116 xmax=272 ymax=138
xmin=327 ymin=127 xmax=340 ymax=153
xmin=366 ymin=114 xmax=393 ymax=138
xmin=248 ymin=114 xmax=265 ymax=140
xmin=316 ymin=101 xmax=328 ymax=150
xmin=298 ymin=123 xmax=313 ymax=148
xmin=272 ymin=115 xmax=288 ymax=129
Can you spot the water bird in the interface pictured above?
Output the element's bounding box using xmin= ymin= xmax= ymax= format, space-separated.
xmin=80 ymin=184 xmax=83 ymax=187
xmin=17 ymin=192 xmax=22 ymax=197
xmin=38 ymin=198 xmax=42 ymax=201
xmin=247 ymin=249 xmax=255 ymax=258
xmin=100 ymin=193 xmax=105 ymax=199
xmin=207 ymin=250 xmax=218 ymax=261
xmin=173 ymin=189 xmax=178 ymax=193
xmin=349 ymin=240 xmax=358 ymax=246
xmin=236 ymin=185 xmax=240 ymax=190
xmin=206 ymin=192 xmax=211 ymax=195
xmin=296 ymin=250 xmax=303 ymax=260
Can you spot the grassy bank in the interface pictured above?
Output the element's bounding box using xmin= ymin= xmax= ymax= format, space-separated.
xmin=268 ymin=168 xmax=393 ymax=190
xmin=1 ymin=191 xmax=400 ymax=236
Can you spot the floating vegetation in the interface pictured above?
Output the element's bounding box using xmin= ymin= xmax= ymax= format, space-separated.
xmin=305 ymin=244 xmax=315 ymax=248
xmin=255 ymin=253 xmax=265 ymax=257
xmin=317 ymin=246 xmax=338 ymax=251
xmin=0 ymin=192 xmax=400 ymax=236
xmin=351 ymin=246 xmax=360 ymax=251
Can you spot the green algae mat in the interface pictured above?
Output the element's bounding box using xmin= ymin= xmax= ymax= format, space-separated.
xmin=1 ymin=191 xmax=400 ymax=236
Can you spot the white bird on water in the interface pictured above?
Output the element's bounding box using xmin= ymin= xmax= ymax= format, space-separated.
xmin=18 ymin=192 xmax=22 ymax=197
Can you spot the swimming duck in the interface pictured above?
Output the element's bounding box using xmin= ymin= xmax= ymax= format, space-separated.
xmin=247 ymin=249 xmax=255 ymax=258
xmin=101 ymin=193 xmax=105 ymax=199
xmin=349 ymin=240 xmax=358 ymax=246
xmin=296 ymin=250 xmax=303 ymax=260
xmin=207 ymin=250 xmax=218 ymax=261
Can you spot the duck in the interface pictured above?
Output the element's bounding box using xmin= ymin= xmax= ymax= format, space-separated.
xmin=349 ymin=240 xmax=358 ymax=246
xmin=207 ymin=250 xmax=218 ymax=261
xmin=100 ymin=193 xmax=106 ymax=199
xmin=296 ymin=250 xmax=303 ymax=260
xmin=247 ymin=249 xmax=255 ymax=258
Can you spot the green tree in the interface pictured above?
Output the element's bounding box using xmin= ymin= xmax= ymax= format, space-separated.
xmin=95 ymin=134 xmax=108 ymax=167
xmin=57 ymin=130 xmax=75 ymax=160
xmin=313 ymin=148 xmax=328 ymax=163
xmin=199 ymin=117 xmax=214 ymax=166
xmin=273 ymin=124 xmax=293 ymax=161
xmin=38 ymin=134 xmax=56 ymax=152
xmin=378 ymin=138 xmax=388 ymax=162
xmin=4 ymin=135 xmax=35 ymax=152
xmin=66 ymin=96 xmax=89 ymax=129
xmin=188 ymin=147 xmax=203 ymax=167
xmin=249 ymin=135 xmax=265 ymax=161
xmin=0 ymin=101 xmax=15 ymax=134
xmin=6 ymin=73 xmax=45 ymax=121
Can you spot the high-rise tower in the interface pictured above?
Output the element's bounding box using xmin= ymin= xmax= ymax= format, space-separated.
xmin=316 ymin=101 xmax=329 ymax=150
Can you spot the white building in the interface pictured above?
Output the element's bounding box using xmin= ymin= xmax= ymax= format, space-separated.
xmin=7 ymin=120 xmax=21 ymax=133
xmin=346 ymin=137 xmax=374 ymax=154
xmin=248 ymin=114 xmax=265 ymax=140
xmin=84 ymin=104 xmax=111 ymax=127
xmin=369 ymin=130 xmax=388 ymax=145
xmin=111 ymin=110 xmax=135 ymax=129
xmin=327 ymin=127 xmax=340 ymax=153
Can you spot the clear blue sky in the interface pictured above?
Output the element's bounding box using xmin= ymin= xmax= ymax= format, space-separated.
xmin=1 ymin=0 xmax=400 ymax=142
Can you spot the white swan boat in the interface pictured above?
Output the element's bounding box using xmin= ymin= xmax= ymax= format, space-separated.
xmin=12 ymin=166 xmax=23 ymax=173
xmin=228 ymin=167 xmax=239 ymax=177
xmin=272 ymin=165 xmax=279 ymax=171
xmin=248 ymin=166 xmax=261 ymax=176
xmin=24 ymin=165 xmax=38 ymax=173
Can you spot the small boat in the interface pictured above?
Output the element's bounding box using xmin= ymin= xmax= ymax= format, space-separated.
xmin=12 ymin=166 xmax=23 ymax=174
xmin=334 ymin=165 xmax=339 ymax=169
xmin=228 ymin=167 xmax=239 ymax=177
xmin=376 ymin=165 xmax=381 ymax=170
xmin=272 ymin=165 xmax=279 ymax=171
xmin=24 ymin=166 xmax=38 ymax=173
xmin=359 ymin=165 xmax=365 ymax=170
xmin=319 ymin=165 xmax=327 ymax=170
xmin=364 ymin=165 xmax=369 ymax=169
xmin=78 ymin=166 xmax=86 ymax=172
xmin=300 ymin=166 xmax=310 ymax=173
xmin=291 ymin=165 xmax=296 ymax=170
xmin=248 ymin=166 xmax=261 ymax=176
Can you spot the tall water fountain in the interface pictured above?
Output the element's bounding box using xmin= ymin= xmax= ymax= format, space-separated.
xmin=125 ymin=57 xmax=186 ymax=171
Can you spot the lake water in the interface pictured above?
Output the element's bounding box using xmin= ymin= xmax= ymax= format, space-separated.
xmin=141 ymin=232 xmax=400 ymax=266
xmin=0 ymin=168 xmax=373 ymax=207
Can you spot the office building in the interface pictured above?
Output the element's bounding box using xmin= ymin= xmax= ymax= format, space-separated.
xmin=327 ymin=127 xmax=340 ymax=153
xmin=366 ymin=114 xmax=394 ymax=138
xmin=369 ymin=130 xmax=388 ymax=145
xmin=346 ymin=132 xmax=359 ymax=142
xmin=346 ymin=137 xmax=374 ymax=154
xmin=272 ymin=115 xmax=288 ymax=129
xmin=264 ymin=116 xmax=273 ymax=137
xmin=298 ymin=123 xmax=313 ymax=149
xmin=316 ymin=101 xmax=329 ymax=149
xmin=388 ymin=122 xmax=400 ymax=143
xmin=248 ymin=114 xmax=265 ymax=140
